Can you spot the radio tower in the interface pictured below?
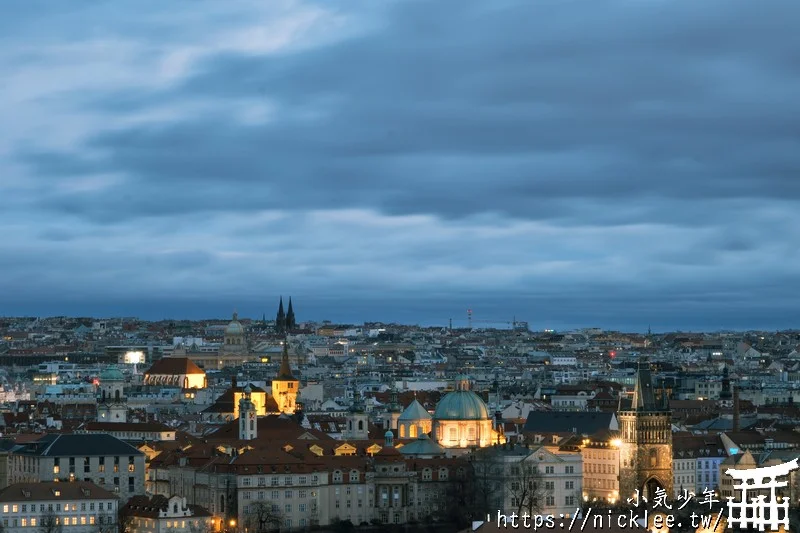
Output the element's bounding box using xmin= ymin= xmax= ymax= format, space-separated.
xmin=467 ymin=308 xmax=473 ymax=330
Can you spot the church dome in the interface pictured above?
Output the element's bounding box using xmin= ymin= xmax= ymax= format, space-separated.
xmin=433 ymin=390 xmax=490 ymax=421
xmin=99 ymin=367 xmax=124 ymax=381
xmin=226 ymin=313 xmax=244 ymax=335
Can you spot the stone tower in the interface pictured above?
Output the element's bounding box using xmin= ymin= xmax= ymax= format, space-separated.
xmin=239 ymin=384 xmax=257 ymax=441
xmin=271 ymin=339 xmax=298 ymax=414
xmin=618 ymin=358 xmax=673 ymax=501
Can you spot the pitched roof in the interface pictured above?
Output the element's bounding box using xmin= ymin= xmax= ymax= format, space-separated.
xmin=523 ymin=412 xmax=615 ymax=434
xmin=145 ymin=357 xmax=205 ymax=376
xmin=123 ymin=495 xmax=211 ymax=519
xmin=16 ymin=433 xmax=144 ymax=457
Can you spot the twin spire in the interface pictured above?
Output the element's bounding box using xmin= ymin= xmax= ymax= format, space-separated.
xmin=275 ymin=296 xmax=296 ymax=334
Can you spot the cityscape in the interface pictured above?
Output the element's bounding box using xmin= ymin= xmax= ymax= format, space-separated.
xmin=3 ymin=1 xmax=800 ymax=533
xmin=2 ymin=304 xmax=800 ymax=533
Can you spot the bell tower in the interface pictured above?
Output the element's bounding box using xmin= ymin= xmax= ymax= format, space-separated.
xmin=618 ymin=358 xmax=673 ymax=502
xmin=344 ymin=388 xmax=369 ymax=441
xmin=239 ymin=384 xmax=257 ymax=441
xmin=271 ymin=339 xmax=298 ymax=414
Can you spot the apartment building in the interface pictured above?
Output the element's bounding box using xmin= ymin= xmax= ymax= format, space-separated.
xmin=8 ymin=434 xmax=146 ymax=502
xmin=0 ymin=481 xmax=118 ymax=533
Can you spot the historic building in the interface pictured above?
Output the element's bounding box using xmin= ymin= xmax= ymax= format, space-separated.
xmin=272 ymin=341 xmax=299 ymax=414
xmin=431 ymin=376 xmax=504 ymax=450
xmin=202 ymin=343 xmax=299 ymax=422
xmin=618 ymin=359 xmax=673 ymax=501
xmin=143 ymin=357 xmax=207 ymax=389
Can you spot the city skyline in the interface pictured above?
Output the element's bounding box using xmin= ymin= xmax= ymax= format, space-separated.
xmin=3 ymin=0 xmax=800 ymax=330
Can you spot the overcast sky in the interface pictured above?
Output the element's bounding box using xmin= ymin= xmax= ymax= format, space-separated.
xmin=2 ymin=0 xmax=800 ymax=331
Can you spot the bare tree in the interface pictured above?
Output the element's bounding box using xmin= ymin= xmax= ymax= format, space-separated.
xmin=507 ymin=459 xmax=549 ymax=516
xmin=94 ymin=513 xmax=117 ymax=533
xmin=40 ymin=510 xmax=62 ymax=533
xmin=243 ymin=502 xmax=282 ymax=533
xmin=471 ymin=449 xmax=505 ymax=513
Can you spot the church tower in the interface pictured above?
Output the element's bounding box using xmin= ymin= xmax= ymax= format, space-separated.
xmin=618 ymin=359 xmax=673 ymax=501
xmin=239 ymin=384 xmax=257 ymax=441
xmin=271 ymin=339 xmax=298 ymax=414
xmin=286 ymin=297 xmax=296 ymax=331
xmin=382 ymin=386 xmax=402 ymax=430
xmin=97 ymin=367 xmax=128 ymax=423
xmin=344 ymin=388 xmax=369 ymax=441
xmin=275 ymin=297 xmax=286 ymax=334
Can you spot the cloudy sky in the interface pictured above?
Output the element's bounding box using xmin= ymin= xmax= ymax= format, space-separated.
xmin=3 ymin=0 xmax=800 ymax=331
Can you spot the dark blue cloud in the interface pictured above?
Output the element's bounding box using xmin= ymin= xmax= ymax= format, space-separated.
xmin=3 ymin=0 xmax=800 ymax=329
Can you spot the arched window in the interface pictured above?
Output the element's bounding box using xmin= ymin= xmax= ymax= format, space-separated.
xmin=399 ymin=425 xmax=405 ymax=438
xmin=115 ymin=390 xmax=120 ymax=402
xmin=173 ymin=504 xmax=178 ymax=514
xmin=220 ymin=495 xmax=225 ymax=514
xmin=410 ymin=425 xmax=417 ymax=438
xmin=358 ymin=420 xmax=364 ymax=431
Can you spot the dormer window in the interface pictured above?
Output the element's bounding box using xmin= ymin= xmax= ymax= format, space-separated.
xmin=53 ymin=490 xmax=61 ymax=497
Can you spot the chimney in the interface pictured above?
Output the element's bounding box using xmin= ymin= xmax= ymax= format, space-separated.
xmin=733 ymin=386 xmax=740 ymax=432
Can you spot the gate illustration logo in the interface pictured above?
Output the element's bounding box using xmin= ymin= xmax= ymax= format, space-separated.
xmin=725 ymin=458 xmax=798 ymax=531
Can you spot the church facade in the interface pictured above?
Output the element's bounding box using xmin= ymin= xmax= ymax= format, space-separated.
xmin=618 ymin=359 xmax=673 ymax=501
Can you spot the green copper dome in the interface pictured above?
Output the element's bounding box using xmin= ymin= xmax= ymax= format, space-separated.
xmin=99 ymin=366 xmax=124 ymax=381
xmin=433 ymin=390 xmax=490 ymax=421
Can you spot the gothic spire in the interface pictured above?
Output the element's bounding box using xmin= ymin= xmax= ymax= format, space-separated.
xmin=276 ymin=296 xmax=286 ymax=334
xmin=275 ymin=339 xmax=295 ymax=380
xmin=286 ymin=297 xmax=296 ymax=331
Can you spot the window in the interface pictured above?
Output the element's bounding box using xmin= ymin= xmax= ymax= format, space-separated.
xmin=546 ymin=496 xmax=555 ymax=506
xmin=565 ymin=466 xmax=574 ymax=474
xmin=114 ymin=456 xmax=120 ymax=473
xmin=285 ymin=490 xmax=292 ymax=499
xmin=545 ymin=482 xmax=554 ymax=490
xmin=566 ymin=496 xmax=575 ymax=506
xmin=99 ymin=457 xmax=105 ymax=473
xmin=565 ymin=481 xmax=574 ymax=490
xmin=545 ymin=466 xmax=554 ymax=474
xmin=84 ymin=457 xmax=91 ymax=473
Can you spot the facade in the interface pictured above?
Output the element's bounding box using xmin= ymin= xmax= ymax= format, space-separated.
xmin=472 ymin=444 xmax=583 ymax=518
xmin=0 ymin=481 xmax=118 ymax=533
xmin=580 ymin=437 xmax=620 ymax=504
xmin=618 ymin=359 xmax=673 ymax=501
xmin=8 ymin=434 xmax=146 ymax=502
xmin=124 ymin=495 xmax=213 ymax=533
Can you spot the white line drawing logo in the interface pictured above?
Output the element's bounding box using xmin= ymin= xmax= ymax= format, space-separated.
xmin=725 ymin=458 xmax=798 ymax=531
